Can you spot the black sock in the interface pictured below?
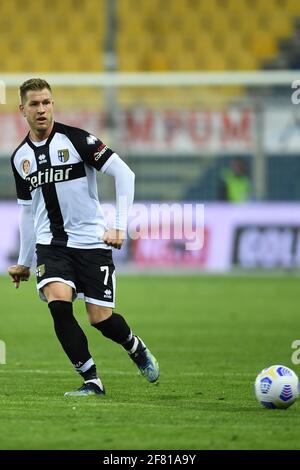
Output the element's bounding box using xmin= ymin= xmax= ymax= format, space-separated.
xmin=92 ymin=312 xmax=135 ymax=351
xmin=81 ymin=364 xmax=98 ymax=381
xmin=48 ymin=300 xmax=95 ymax=375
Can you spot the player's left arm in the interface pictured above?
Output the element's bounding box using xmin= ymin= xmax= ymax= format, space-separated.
xmin=66 ymin=126 xmax=134 ymax=248
xmin=101 ymin=155 xmax=135 ymax=249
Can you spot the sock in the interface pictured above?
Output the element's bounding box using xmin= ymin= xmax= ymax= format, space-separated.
xmin=125 ymin=335 xmax=142 ymax=354
xmin=48 ymin=300 xmax=95 ymax=373
xmin=85 ymin=378 xmax=104 ymax=390
xmin=92 ymin=312 xmax=138 ymax=352
xmin=80 ymin=363 xmax=98 ymax=381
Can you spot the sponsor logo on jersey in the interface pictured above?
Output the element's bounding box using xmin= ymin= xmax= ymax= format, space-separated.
xmin=86 ymin=134 xmax=98 ymax=145
xmin=21 ymin=159 xmax=30 ymax=175
xmin=104 ymin=289 xmax=112 ymax=299
xmin=93 ymin=143 xmax=108 ymax=161
xmin=36 ymin=264 xmax=45 ymax=277
xmin=38 ymin=154 xmax=47 ymax=164
xmin=57 ymin=149 xmax=69 ymax=163
xmin=26 ymin=166 xmax=73 ymax=191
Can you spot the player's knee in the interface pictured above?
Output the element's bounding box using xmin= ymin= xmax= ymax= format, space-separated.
xmin=43 ymin=281 xmax=73 ymax=303
xmin=87 ymin=304 xmax=112 ymax=325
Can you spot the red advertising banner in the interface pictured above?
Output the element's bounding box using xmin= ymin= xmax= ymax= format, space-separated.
xmin=0 ymin=108 xmax=255 ymax=155
xmin=118 ymin=108 xmax=255 ymax=154
xmin=131 ymin=227 xmax=209 ymax=267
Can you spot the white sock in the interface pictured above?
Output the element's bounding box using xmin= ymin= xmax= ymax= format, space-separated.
xmin=85 ymin=378 xmax=104 ymax=390
xmin=128 ymin=336 xmax=139 ymax=354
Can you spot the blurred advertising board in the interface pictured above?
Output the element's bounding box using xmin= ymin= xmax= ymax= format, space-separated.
xmin=0 ymin=108 xmax=255 ymax=156
xmin=205 ymin=203 xmax=300 ymax=271
xmin=1 ymin=202 xmax=300 ymax=273
xmin=0 ymin=202 xmax=20 ymax=273
xmin=264 ymin=106 xmax=300 ymax=154
xmin=232 ymin=225 xmax=300 ymax=269
xmin=3 ymin=106 xmax=300 ymax=156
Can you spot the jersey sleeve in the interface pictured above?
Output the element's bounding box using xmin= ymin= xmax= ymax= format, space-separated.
xmin=65 ymin=125 xmax=114 ymax=171
xmin=11 ymin=157 xmax=32 ymax=205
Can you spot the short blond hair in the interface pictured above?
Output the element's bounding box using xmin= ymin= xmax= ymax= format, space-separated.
xmin=20 ymin=78 xmax=52 ymax=104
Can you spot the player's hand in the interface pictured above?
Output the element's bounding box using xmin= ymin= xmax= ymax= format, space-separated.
xmin=8 ymin=265 xmax=30 ymax=289
xmin=102 ymin=229 xmax=126 ymax=250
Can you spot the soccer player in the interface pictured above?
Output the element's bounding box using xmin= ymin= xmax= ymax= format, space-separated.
xmin=8 ymin=78 xmax=159 ymax=396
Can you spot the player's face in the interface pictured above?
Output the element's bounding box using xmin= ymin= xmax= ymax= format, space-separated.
xmin=20 ymin=88 xmax=54 ymax=136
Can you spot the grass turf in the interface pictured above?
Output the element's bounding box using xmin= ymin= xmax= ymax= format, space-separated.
xmin=0 ymin=274 xmax=299 ymax=450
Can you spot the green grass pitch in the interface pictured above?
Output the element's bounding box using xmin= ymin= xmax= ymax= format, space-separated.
xmin=0 ymin=274 xmax=299 ymax=450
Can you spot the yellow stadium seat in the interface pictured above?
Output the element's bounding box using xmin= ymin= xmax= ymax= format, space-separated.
xmin=266 ymin=12 xmax=294 ymax=38
xmin=223 ymin=0 xmax=251 ymax=15
xmin=285 ymin=0 xmax=300 ymax=15
xmin=197 ymin=0 xmax=221 ymax=15
xmin=249 ymin=32 xmax=277 ymax=59
xmin=232 ymin=50 xmax=258 ymax=71
xmin=252 ymin=0 xmax=278 ymax=14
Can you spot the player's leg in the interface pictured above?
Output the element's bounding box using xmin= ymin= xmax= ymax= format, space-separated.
xmin=86 ymin=302 xmax=159 ymax=384
xmin=75 ymin=247 xmax=159 ymax=383
xmin=36 ymin=244 xmax=104 ymax=396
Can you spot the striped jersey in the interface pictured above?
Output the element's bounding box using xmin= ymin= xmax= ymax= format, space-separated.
xmin=11 ymin=121 xmax=116 ymax=249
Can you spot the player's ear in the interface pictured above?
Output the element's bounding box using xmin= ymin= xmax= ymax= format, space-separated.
xmin=19 ymin=104 xmax=25 ymax=116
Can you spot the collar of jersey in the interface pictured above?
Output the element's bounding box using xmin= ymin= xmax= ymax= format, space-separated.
xmin=26 ymin=121 xmax=57 ymax=150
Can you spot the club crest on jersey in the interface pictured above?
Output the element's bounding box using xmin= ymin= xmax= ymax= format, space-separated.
xmin=36 ymin=264 xmax=45 ymax=277
xmin=21 ymin=159 xmax=30 ymax=175
xmin=57 ymin=149 xmax=69 ymax=163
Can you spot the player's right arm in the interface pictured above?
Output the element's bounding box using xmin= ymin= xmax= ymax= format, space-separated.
xmin=8 ymin=204 xmax=35 ymax=288
xmin=8 ymin=152 xmax=35 ymax=288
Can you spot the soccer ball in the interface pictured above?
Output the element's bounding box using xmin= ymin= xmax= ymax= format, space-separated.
xmin=254 ymin=365 xmax=299 ymax=409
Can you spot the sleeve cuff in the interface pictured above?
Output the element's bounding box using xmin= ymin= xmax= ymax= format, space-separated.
xmin=17 ymin=199 xmax=32 ymax=205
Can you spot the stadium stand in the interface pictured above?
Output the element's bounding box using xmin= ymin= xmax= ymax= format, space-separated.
xmin=1 ymin=0 xmax=299 ymax=75
xmin=0 ymin=0 xmax=105 ymax=72
xmin=116 ymin=0 xmax=300 ymax=72
xmin=0 ymin=0 xmax=107 ymax=110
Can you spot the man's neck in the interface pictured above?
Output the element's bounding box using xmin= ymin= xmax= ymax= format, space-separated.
xmin=29 ymin=122 xmax=54 ymax=142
